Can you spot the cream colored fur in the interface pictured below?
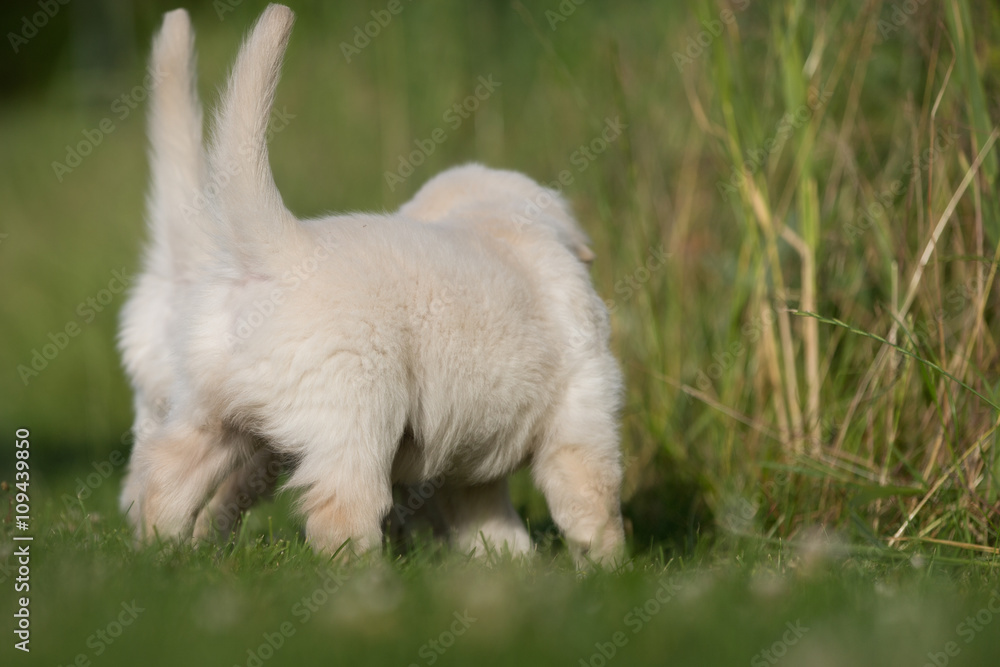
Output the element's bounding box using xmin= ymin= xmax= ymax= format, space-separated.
xmin=119 ymin=4 xmax=625 ymax=565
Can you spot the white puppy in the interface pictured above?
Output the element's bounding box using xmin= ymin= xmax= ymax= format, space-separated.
xmin=116 ymin=9 xmax=522 ymax=549
xmin=116 ymin=10 xmax=519 ymax=550
xmin=124 ymin=4 xmax=625 ymax=564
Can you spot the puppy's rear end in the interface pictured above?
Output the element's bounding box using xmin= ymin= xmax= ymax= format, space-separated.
xmin=124 ymin=4 xmax=626 ymax=566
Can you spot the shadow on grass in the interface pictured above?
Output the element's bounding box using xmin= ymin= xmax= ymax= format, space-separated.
xmin=624 ymin=457 xmax=713 ymax=557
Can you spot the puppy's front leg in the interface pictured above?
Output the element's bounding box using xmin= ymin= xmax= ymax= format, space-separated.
xmin=533 ymin=442 xmax=626 ymax=567
xmin=136 ymin=421 xmax=250 ymax=543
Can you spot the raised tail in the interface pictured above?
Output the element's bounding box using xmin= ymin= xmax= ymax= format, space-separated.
xmin=119 ymin=9 xmax=208 ymax=490
xmin=145 ymin=8 xmax=210 ymax=277
xmin=206 ymin=4 xmax=302 ymax=270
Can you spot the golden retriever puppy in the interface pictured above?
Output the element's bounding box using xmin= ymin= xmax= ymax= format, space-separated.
xmin=124 ymin=4 xmax=625 ymax=565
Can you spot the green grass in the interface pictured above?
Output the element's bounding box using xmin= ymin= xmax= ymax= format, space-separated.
xmin=3 ymin=0 xmax=1000 ymax=664
xmin=3 ymin=477 xmax=1000 ymax=666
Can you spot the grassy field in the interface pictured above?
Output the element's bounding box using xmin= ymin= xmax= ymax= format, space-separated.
xmin=2 ymin=0 xmax=1000 ymax=664
xmin=3 ymin=478 xmax=1000 ymax=666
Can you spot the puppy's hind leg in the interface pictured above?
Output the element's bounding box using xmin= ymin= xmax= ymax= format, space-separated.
xmin=283 ymin=372 xmax=405 ymax=559
xmin=432 ymin=479 xmax=532 ymax=558
xmin=136 ymin=420 xmax=251 ymax=543
xmin=193 ymin=446 xmax=282 ymax=541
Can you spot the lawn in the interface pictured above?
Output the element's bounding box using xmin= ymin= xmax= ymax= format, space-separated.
xmin=2 ymin=0 xmax=1000 ymax=665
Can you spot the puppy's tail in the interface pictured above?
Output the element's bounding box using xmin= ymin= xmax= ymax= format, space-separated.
xmin=206 ymin=4 xmax=304 ymax=271
xmin=146 ymin=8 xmax=210 ymax=276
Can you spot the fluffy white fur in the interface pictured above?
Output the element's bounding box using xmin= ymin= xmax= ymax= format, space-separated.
xmin=117 ymin=7 xmax=209 ymax=526
xmin=117 ymin=8 xmax=275 ymax=540
xmin=120 ymin=4 xmax=625 ymax=564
